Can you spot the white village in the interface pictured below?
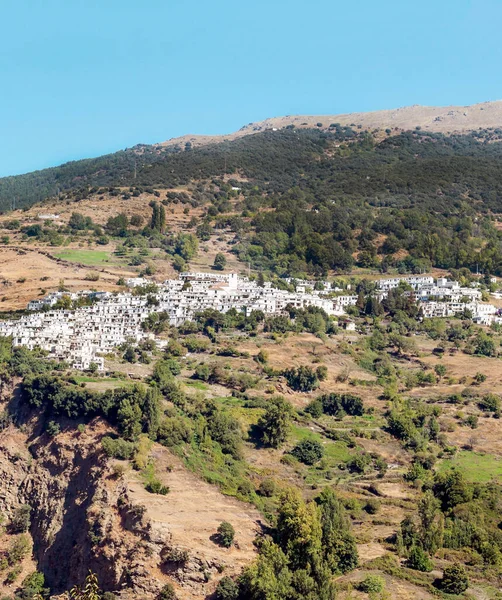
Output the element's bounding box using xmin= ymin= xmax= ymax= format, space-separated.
xmin=0 ymin=271 xmax=500 ymax=372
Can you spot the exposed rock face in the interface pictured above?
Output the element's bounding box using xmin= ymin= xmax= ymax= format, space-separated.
xmin=0 ymin=416 xmax=261 ymax=599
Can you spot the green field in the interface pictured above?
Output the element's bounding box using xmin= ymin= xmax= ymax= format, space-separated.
xmin=53 ymin=249 xmax=112 ymax=265
xmin=439 ymin=451 xmax=502 ymax=483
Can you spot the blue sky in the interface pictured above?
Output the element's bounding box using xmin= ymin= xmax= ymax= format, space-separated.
xmin=1 ymin=0 xmax=501 ymax=176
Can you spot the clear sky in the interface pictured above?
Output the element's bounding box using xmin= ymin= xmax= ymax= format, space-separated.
xmin=1 ymin=0 xmax=501 ymax=176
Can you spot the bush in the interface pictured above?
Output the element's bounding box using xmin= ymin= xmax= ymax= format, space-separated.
xmin=215 ymin=576 xmax=239 ymax=600
xmin=217 ymin=521 xmax=235 ymax=548
xmin=358 ymin=574 xmax=385 ymax=593
xmin=102 ymin=436 xmax=136 ymax=460
xmin=158 ymin=583 xmax=177 ymax=600
xmin=45 ymin=420 xmax=60 ymax=436
xmin=85 ymin=271 xmax=100 ymax=281
xmin=283 ymin=365 xmax=319 ymax=392
xmin=7 ymin=534 xmax=30 ymax=565
xmin=18 ymin=571 xmax=46 ymax=599
xmin=257 ymin=478 xmax=276 ymax=497
xmin=145 ymin=479 xmax=170 ymax=495
xmin=407 ymin=545 xmax=434 ymax=572
xmin=364 ymin=498 xmax=380 ymax=514
xmin=213 ymin=253 xmax=227 ymax=270
xmin=291 ymin=438 xmax=324 ymax=465
xmin=440 ymin=564 xmax=469 ymax=594
xmin=9 ymin=505 xmax=31 ymax=533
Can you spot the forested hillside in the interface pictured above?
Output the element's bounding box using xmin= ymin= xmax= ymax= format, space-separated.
xmin=3 ymin=125 xmax=502 ymax=213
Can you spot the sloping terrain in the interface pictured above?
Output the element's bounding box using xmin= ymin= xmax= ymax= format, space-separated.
xmin=3 ymin=100 xmax=502 ymax=213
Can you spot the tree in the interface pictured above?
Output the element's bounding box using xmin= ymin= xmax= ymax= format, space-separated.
xmin=123 ymin=346 xmax=136 ymax=363
xmin=142 ymin=387 xmax=161 ymax=438
xmin=174 ymin=233 xmax=198 ymax=261
xmin=433 ymin=469 xmax=473 ymax=510
xmin=440 ymin=564 xmax=469 ymax=594
xmin=283 ymin=366 xmax=319 ymax=392
xmin=275 ymin=489 xmax=322 ymax=569
xmin=474 ymin=331 xmax=496 ymax=357
xmin=215 ymin=576 xmax=239 ymax=600
xmin=417 ymin=491 xmax=444 ymax=554
xmin=407 ymin=546 xmax=433 ymax=572
xmin=317 ymin=488 xmax=358 ymax=574
xmin=213 ymin=253 xmax=227 ymax=270
xmin=257 ymin=396 xmax=293 ymax=448
xmin=217 ymin=521 xmax=235 ymax=548
xmin=150 ymin=201 xmax=166 ymax=233
xmin=239 ymin=538 xmax=293 ymax=600
xmin=105 ymin=213 xmax=129 ymax=236
xmin=434 ymin=364 xmax=447 ymax=380
xmin=291 ymin=439 xmax=324 ymax=465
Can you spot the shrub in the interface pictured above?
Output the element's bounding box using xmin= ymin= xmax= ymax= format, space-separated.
xmin=9 ymin=505 xmax=31 ymax=533
xmin=7 ymin=534 xmax=30 ymax=565
xmin=257 ymin=478 xmax=276 ymax=497
xmin=85 ymin=271 xmax=100 ymax=281
xmin=145 ymin=479 xmax=170 ymax=495
xmin=5 ymin=565 xmax=22 ymax=584
xmin=358 ymin=575 xmax=384 ymax=593
xmin=440 ymin=564 xmax=469 ymax=594
xmin=18 ymin=571 xmax=46 ymax=599
xmin=217 ymin=521 xmax=235 ymax=548
xmin=291 ymin=439 xmax=324 ymax=465
xmin=407 ymin=546 xmax=434 ymax=572
xmin=215 ymin=576 xmax=239 ymax=600
xmin=364 ymin=498 xmax=380 ymax=515
xmin=102 ymin=436 xmax=136 ymax=460
xmin=158 ymin=583 xmax=177 ymax=600
xmin=283 ymin=365 xmax=319 ymax=392
xmin=45 ymin=420 xmax=60 ymax=436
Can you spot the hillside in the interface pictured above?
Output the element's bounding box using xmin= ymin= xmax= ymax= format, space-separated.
xmin=160 ymin=100 xmax=502 ymax=148
xmin=1 ymin=104 xmax=502 ymax=599
xmin=3 ymin=100 xmax=502 ymax=213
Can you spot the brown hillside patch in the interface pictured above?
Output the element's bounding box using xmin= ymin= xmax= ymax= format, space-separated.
xmin=125 ymin=445 xmax=262 ymax=596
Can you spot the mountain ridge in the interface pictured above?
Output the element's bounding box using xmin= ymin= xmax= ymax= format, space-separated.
xmin=157 ymin=100 xmax=502 ymax=149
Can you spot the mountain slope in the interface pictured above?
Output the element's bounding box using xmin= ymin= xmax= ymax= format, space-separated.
xmin=160 ymin=100 xmax=502 ymax=149
xmin=2 ymin=101 xmax=502 ymax=214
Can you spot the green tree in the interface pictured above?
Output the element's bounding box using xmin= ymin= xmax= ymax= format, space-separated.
xmin=407 ymin=546 xmax=434 ymax=572
xmin=239 ymin=538 xmax=293 ymax=600
xmin=433 ymin=469 xmax=473 ymax=510
xmin=217 ymin=521 xmax=235 ymax=548
xmin=440 ymin=564 xmax=469 ymax=594
xmin=257 ymin=396 xmax=293 ymax=448
xmin=215 ymin=576 xmax=239 ymax=600
xmin=317 ymin=488 xmax=358 ymax=574
xmin=417 ymin=490 xmax=444 ymax=553
xmin=213 ymin=253 xmax=227 ymax=270
xmin=275 ymin=489 xmax=322 ymax=569
xmin=291 ymin=439 xmax=324 ymax=465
